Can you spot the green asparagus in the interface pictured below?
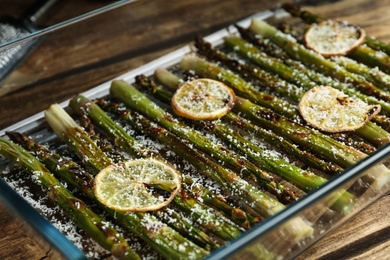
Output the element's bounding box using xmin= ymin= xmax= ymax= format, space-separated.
xmin=249 ymin=19 xmax=390 ymax=103
xmin=330 ymin=56 xmax=390 ymax=93
xmin=45 ymin=104 xmax=210 ymax=260
xmin=109 ymin=79 xmax=315 ymax=240
xmin=138 ymin=73 xmax=355 ymax=213
xmin=70 ymin=95 xmax=252 ymax=230
xmin=179 ymin=54 xmax=299 ymax=120
xmin=154 ymin=68 xmax=343 ymax=175
xmin=233 ymin=97 xmax=390 ymax=189
xmin=134 ymin=76 xmax=299 ymax=204
xmin=195 ymin=35 xmax=388 ymax=148
xmin=7 ymin=131 xmax=219 ymax=251
xmin=0 ymin=137 xmax=141 ymax=260
xmin=281 ymin=3 xmax=390 ymax=56
xmin=241 ymin=31 xmax=390 ymax=136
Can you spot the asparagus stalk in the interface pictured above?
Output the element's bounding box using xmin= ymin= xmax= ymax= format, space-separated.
xmin=372 ymin=114 xmax=390 ymax=132
xmin=134 ymin=76 xmax=299 ymax=204
xmin=79 ymin=112 xmax=128 ymax=163
xmin=281 ymin=3 xmax=390 ymax=56
xmin=0 ymin=137 xmax=141 ymax=260
xmin=44 ymin=104 xmax=210 ymax=259
xmin=330 ymin=56 xmax=390 ymax=93
xmin=44 ymin=106 xmax=112 ymax=173
xmin=224 ymin=35 xmax=317 ymax=91
xmin=348 ymin=45 xmax=390 ymax=75
xmin=364 ymin=37 xmax=390 ymax=57
xmin=7 ymin=131 xmax=218 ymax=251
xmin=195 ymin=35 xmax=388 ymax=149
xmin=248 ymin=19 xmax=390 ymax=104
xmin=154 ymin=68 xmax=343 ymax=175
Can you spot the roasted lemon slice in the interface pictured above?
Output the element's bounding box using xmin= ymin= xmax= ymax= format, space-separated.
xmin=94 ymin=158 xmax=181 ymax=212
xmin=171 ymin=78 xmax=235 ymax=120
xmin=304 ymin=20 xmax=365 ymax=57
xmin=299 ymin=86 xmax=380 ymax=133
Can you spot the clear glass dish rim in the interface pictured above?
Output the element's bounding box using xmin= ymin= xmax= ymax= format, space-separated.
xmin=0 ymin=6 xmax=389 ymax=259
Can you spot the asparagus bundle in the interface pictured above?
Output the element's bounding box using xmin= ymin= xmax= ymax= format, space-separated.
xmin=138 ymin=73 xmax=356 ymax=214
xmin=0 ymin=137 xmax=140 ymax=260
xmin=153 ymin=69 xmax=343 ymax=175
xmin=179 ymin=55 xmax=365 ymax=166
xmin=248 ymin=19 xmax=390 ymax=104
xmin=95 ymin=98 xmax=292 ymax=214
xmin=47 ymin=104 xmax=243 ymax=243
xmin=194 ymin=35 xmax=390 ymax=148
xmin=233 ymin=26 xmax=390 ymax=135
xmin=69 ymin=95 xmax=253 ymax=230
xmin=44 ymin=104 xmax=210 ymax=259
xmin=106 ymin=83 xmax=314 ymax=241
xmin=281 ymin=3 xmax=390 ymax=74
xmin=112 ymin=79 xmax=297 ymax=204
xmin=193 ymin=36 xmax=385 ymax=151
xmin=7 ymin=131 xmax=218 ymax=251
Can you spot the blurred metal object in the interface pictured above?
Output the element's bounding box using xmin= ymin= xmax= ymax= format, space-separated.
xmin=0 ymin=0 xmax=58 ymax=87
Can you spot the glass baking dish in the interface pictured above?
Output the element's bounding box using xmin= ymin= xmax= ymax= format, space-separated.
xmin=1 ymin=2 xmax=390 ymax=259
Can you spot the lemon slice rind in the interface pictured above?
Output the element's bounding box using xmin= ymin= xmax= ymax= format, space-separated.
xmin=171 ymin=78 xmax=235 ymax=120
xmin=94 ymin=158 xmax=181 ymax=212
xmin=304 ymin=20 xmax=366 ymax=57
xmin=298 ymin=86 xmax=381 ymax=133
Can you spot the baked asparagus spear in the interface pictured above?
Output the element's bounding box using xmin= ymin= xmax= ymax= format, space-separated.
xmin=0 ymin=137 xmax=141 ymax=260
xmin=44 ymin=104 xmax=210 ymax=259
xmin=330 ymin=56 xmax=390 ymax=93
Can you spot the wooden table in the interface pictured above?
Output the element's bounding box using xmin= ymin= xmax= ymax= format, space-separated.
xmin=0 ymin=0 xmax=389 ymax=259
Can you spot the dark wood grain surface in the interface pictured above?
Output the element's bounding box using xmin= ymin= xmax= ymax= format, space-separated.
xmin=0 ymin=0 xmax=389 ymax=259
